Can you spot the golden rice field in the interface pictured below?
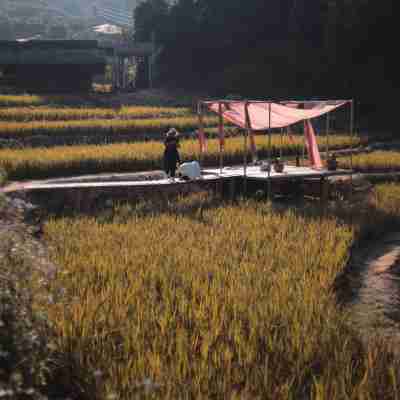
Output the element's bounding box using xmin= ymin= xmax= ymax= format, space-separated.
xmin=41 ymin=184 xmax=400 ymax=399
xmin=0 ymin=135 xmax=359 ymax=180
xmin=0 ymin=94 xmax=45 ymax=107
xmin=0 ymin=94 xmax=97 ymax=108
xmin=340 ymin=151 xmax=400 ymax=172
xmin=0 ymin=116 xmax=219 ymax=139
xmin=0 ymin=106 xmax=191 ymax=122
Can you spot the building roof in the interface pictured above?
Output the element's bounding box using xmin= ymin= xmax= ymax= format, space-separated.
xmin=0 ymin=40 xmax=107 ymax=65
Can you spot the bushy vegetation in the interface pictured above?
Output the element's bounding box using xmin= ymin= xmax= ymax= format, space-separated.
xmin=41 ymin=184 xmax=400 ymax=399
xmin=133 ymin=0 xmax=395 ymax=129
xmin=0 ymin=135 xmax=358 ymax=180
xmin=0 ymin=198 xmax=83 ymax=399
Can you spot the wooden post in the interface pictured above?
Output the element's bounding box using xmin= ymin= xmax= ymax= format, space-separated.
xmin=218 ymin=102 xmax=224 ymax=174
xmin=267 ymin=102 xmax=272 ymax=199
xmin=198 ymin=102 xmax=204 ymax=167
xmin=244 ymin=102 xmax=250 ymax=195
xmin=320 ymin=176 xmax=329 ymax=216
xmin=302 ymin=121 xmax=306 ymax=164
xmin=119 ymin=57 xmax=123 ymax=89
xmin=349 ymin=99 xmax=355 ymax=199
xmin=149 ymin=31 xmax=155 ymax=89
xmin=229 ymin=177 xmax=235 ymax=201
xmin=148 ymin=55 xmax=152 ymax=89
xmin=113 ymin=54 xmax=118 ymax=90
xmin=325 ymin=112 xmax=330 ymax=162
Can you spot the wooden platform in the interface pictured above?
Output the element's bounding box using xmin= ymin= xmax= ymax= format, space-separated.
xmin=2 ymin=166 xmax=351 ymax=193
xmin=202 ymin=165 xmax=350 ymax=181
xmin=1 ymin=166 xmax=353 ymax=212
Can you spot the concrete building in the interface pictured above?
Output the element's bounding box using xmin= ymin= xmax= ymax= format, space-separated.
xmin=0 ymin=40 xmax=107 ymax=92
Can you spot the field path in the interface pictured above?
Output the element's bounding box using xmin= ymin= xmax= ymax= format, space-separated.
xmin=345 ymin=232 xmax=400 ymax=346
xmin=0 ymin=170 xmax=165 ymax=193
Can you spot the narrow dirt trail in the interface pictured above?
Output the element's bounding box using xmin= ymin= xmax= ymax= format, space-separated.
xmin=346 ymin=232 xmax=400 ymax=345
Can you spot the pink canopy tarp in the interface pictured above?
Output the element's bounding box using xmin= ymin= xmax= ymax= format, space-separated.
xmin=200 ymin=100 xmax=350 ymax=170
xmin=206 ymin=100 xmax=349 ymax=130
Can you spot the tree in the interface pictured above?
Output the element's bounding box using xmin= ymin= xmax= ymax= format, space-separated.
xmin=134 ymin=0 xmax=169 ymax=42
xmin=0 ymin=17 xmax=15 ymax=40
xmin=133 ymin=0 xmax=169 ymax=87
xmin=131 ymin=0 xmax=396 ymax=127
xmin=48 ymin=24 xmax=68 ymax=39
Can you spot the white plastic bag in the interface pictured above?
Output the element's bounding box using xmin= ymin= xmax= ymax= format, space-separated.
xmin=177 ymin=161 xmax=201 ymax=180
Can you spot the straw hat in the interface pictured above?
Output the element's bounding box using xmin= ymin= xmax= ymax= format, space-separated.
xmin=166 ymin=128 xmax=178 ymax=137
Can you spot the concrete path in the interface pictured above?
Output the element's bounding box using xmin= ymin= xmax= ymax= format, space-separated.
xmin=1 ymin=166 xmax=352 ymax=193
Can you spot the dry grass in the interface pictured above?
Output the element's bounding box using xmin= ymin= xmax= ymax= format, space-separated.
xmin=0 ymin=135 xmax=358 ymax=180
xmin=41 ymin=184 xmax=400 ymax=399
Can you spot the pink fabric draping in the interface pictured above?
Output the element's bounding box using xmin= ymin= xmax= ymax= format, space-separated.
xmin=304 ymin=120 xmax=323 ymax=170
xmin=206 ymin=100 xmax=348 ymax=130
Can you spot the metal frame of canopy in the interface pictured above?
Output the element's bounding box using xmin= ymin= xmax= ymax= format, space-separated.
xmin=197 ymin=99 xmax=356 ymax=198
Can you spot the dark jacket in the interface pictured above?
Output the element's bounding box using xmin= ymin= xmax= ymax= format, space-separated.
xmin=164 ymin=137 xmax=180 ymax=165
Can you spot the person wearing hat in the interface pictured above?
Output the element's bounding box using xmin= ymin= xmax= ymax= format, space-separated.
xmin=163 ymin=128 xmax=181 ymax=178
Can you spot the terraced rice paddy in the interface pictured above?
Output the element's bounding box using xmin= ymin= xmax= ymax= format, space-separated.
xmin=0 ymin=116 xmax=220 ymax=139
xmin=40 ymin=185 xmax=400 ymax=399
xmin=0 ymin=135 xmax=358 ymax=180
xmin=0 ymin=106 xmax=191 ymax=122
xmin=0 ymin=94 xmax=45 ymax=107
xmin=2 ymin=94 xmax=400 ymax=399
xmin=341 ymin=151 xmax=400 ymax=172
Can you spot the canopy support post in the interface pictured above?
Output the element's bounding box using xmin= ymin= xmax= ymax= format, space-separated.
xmin=325 ymin=112 xmax=330 ymax=162
xmin=244 ymin=101 xmax=250 ymax=196
xmin=267 ymin=102 xmax=272 ymax=199
xmin=218 ymin=102 xmax=224 ymax=174
xmin=302 ymin=123 xmax=306 ymax=165
xmin=197 ymin=101 xmax=204 ymax=168
xmin=350 ymin=99 xmax=355 ymax=198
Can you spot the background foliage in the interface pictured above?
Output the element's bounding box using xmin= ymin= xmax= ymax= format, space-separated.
xmin=134 ymin=0 xmax=395 ymax=129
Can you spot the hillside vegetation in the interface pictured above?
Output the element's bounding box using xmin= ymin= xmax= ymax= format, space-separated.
xmin=133 ymin=0 xmax=394 ymax=129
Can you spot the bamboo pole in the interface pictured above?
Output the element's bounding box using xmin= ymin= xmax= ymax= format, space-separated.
xmin=244 ymin=101 xmax=250 ymax=195
xmin=350 ymin=99 xmax=355 ymax=196
xmin=218 ymin=102 xmax=224 ymax=174
xmin=325 ymin=112 xmax=330 ymax=161
xmin=197 ymin=101 xmax=204 ymax=167
xmin=302 ymin=123 xmax=305 ymax=165
xmin=267 ymin=102 xmax=272 ymax=199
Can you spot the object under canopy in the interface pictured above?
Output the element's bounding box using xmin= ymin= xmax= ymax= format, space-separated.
xmin=205 ymin=100 xmax=349 ymax=130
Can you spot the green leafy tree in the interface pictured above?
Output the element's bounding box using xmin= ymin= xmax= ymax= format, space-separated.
xmin=133 ymin=0 xmax=169 ymax=88
xmin=0 ymin=17 xmax=15 ymax=40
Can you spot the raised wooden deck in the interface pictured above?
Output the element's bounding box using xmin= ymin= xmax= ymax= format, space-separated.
xmin=1 ymin=166 xmax=353 ymax=212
